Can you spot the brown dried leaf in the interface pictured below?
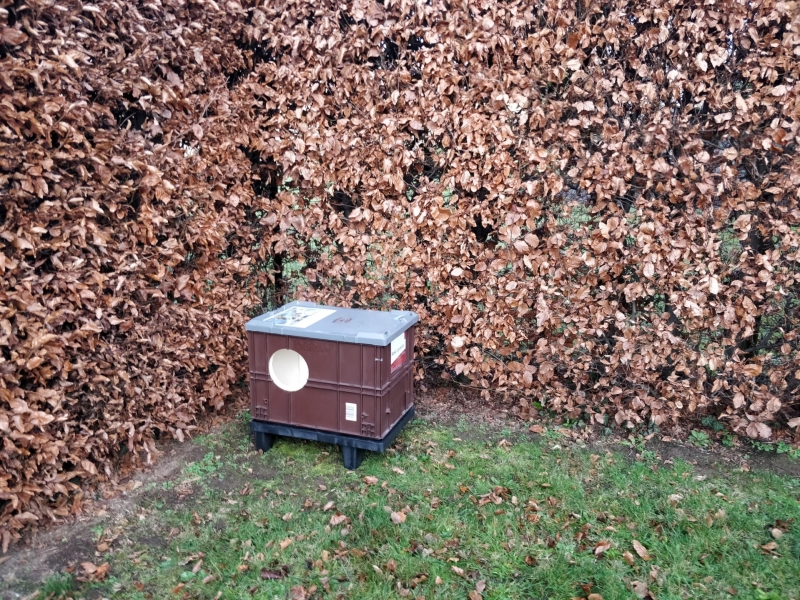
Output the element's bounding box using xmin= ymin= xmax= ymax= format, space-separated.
xmin=632 ymin=540 xmax=650 ymax=561
xmin=594 ymin=540 xmax=612 ymax=556
xmin=329 ymin=513 xmax=347 ymax=526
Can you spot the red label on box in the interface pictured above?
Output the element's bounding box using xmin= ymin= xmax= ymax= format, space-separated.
xmin=390 ymin=334 xmax=406 ymax=372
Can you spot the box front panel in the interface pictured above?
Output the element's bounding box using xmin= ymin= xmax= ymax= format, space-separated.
xmin=360 ymin=344 xmax=378 ymax=389
xmin=252 ymin=376 xmax=269 ymax=421
xmin=291 ymin=385 xmax=338 ymax=430
xmin=248 ymin=332 xmax=270 ymax=420
xmin=292 ymin=337 xmax=338 ymax=384
xmin=359 ymin=391 xmax=378 ymax=438
xmin=339 ymin=391 xmax=363 ymax=436
xmin=266 ymin=335 xmax=290 ymax=423
xmin=339 ymin=343 xmax=363 ymax=387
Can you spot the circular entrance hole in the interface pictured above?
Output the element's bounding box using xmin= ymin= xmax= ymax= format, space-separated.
xmin=268 ymin=349 xmax=309 ymax=392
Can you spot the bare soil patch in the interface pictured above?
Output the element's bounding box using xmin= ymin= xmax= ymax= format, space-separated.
xmin=0 ymin=436 xmax=212 ymax=598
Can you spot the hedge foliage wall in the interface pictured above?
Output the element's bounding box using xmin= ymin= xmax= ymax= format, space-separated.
xmin=1 ymin=0 xmax=799 ymax=548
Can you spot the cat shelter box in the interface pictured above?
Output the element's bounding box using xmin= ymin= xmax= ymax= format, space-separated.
xmin=245 ymin=301 xmax=418 ymax=469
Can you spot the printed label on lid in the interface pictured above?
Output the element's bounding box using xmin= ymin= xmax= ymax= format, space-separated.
xmin=390 ymin=334 xmax=406 ymax=372
xmin=345 ymin=402 xmax=357 ymax=421
xmin=264 ymin=306 xmax=336 ymax=329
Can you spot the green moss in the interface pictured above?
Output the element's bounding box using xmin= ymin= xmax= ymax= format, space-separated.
xmin=717 ymin=227 xmax=742 ymax=265
xmin=556 ymin=202 xmax=594 ymax=231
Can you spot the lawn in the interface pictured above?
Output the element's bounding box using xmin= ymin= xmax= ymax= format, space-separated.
xmin=36 ymin=414 xmax=800 ymax=600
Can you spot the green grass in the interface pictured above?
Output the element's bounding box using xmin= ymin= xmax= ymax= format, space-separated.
xmin=40 ymin=419 xmax=800 ymax=599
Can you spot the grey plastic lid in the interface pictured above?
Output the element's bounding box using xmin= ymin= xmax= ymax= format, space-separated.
xmin=245 ymin=301 xmax=419 ymax=346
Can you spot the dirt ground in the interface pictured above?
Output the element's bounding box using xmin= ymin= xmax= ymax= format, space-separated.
xmin=0 ymin=438 xmax=210 ymax=599
xmin=1 ymin=390 xmax=798 ymax=598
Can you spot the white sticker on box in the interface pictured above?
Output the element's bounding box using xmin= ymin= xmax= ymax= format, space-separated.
xmin=345 ymin=402 xmax=358 ymax=422
xmin=264 ymin=306 xmax=336 ymax=329
xmin=390 ymin=334 xmax=407 ymax=372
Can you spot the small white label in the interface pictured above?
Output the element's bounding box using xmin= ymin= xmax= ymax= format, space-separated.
xmin=265 ymin=306 xmax=336 ymax=329
xmin=345 ymin=403 xmax=358 ymax=422
xmin=390 ymin=334 xmax=407 ymax=372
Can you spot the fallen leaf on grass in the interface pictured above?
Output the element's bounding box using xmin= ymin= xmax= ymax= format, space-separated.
xmin=330 ymin=512 xmax=348 ymax=526
xmin=279 ymin=538 xmax=293 ymax=550
xmin=594 ymin=540 xmax=612 ymax=556
xmin=588 ymin=594 xmax=604 ymax=600
xmin=391 ymin=511 xmax=407 ymax=524
xmin=529 ymin=424 xmax=544 ymax=434
xmin=631 ymin=580 xmax=649 ymax=598
xmin=192 ymin=559 xmax=203 ymax=573
xmin=623 ymin=550 xmax=636 ymax=566
xmin=80 ymin=561 xmax=110 ymax=581
xmin=392 ymin=467 xmax=405 ymax=475
xmin=476 ymin=580 xmax=486 ymax=592
xmin=524 ymin=555 xmax=537 ymax=566
xmin=633 ymin=540 xmax=650 ymax=561
xmin=322 ymin=501 xmax=335 ymax=511
xmin=81 ymin=561 xmax=98 ymax=574
xmin=363 ymin=476 xmax=379 ymax=485
xmin=260 ymin=567 xmax=287 ymax=580
xmin=289 ymin=585 xmax=308 ymax=600
xmin=469 ymin=591 xmax=482 ymax=600
xmin=282 ymin=512 xmax=293 ymax=521
xmin=761 ymin=541 xmax=778 ymax=551
xmin=451 ymin=565 xmax=465 ymax=577
xmin=435 ymin=576 xmax=443 ymax=584
xmin=202 ymin=574 xmax=216 ymax=584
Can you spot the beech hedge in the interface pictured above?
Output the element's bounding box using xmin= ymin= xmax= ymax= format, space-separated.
xmin=1 ymin=0 xmax=799 ymax=549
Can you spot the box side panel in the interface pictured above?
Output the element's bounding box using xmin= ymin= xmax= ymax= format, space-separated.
xmin=405 ymin=327 xmax=415 ymax=411
xmin=380 ymin=325 xmax=415 ymax=389
xmin=380 ymin=366 xmax=413 ymax=437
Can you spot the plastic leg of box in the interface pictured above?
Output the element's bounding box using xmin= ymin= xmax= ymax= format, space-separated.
xmin=254 ymin=431 xmax=275 ymax=452
xmin=250 ymin=406 xmax=415 ymax=469
xmin=341 ymin=446 xmax=365 ymax=470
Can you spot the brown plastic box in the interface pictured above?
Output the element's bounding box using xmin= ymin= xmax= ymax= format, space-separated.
xmin=246 ymin=302 xmax=418 ymax=468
